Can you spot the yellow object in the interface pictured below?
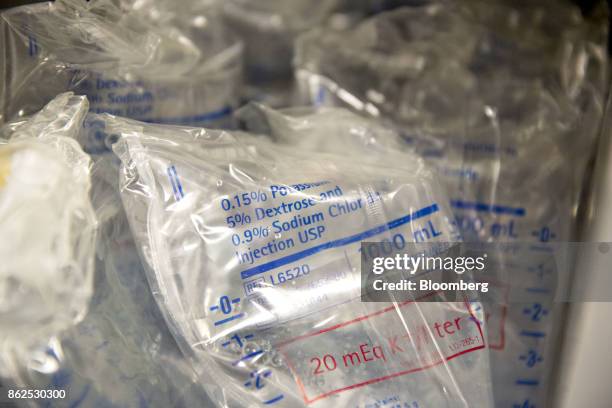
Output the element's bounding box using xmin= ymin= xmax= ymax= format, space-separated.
xmin=0 ymin=148 xmax=12 ymax=188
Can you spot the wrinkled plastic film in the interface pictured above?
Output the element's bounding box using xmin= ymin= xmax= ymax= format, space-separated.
xmin=221 ymin=0 xmax=341 ymax=107
xmin=293 ymin=3 xmax=607 ymax=407
xmin=0 ymin=92 xmax=216 ymax=406
xmin=0 ymin=93 xmax=96 ymax=377
xmin=89 ymin=112 xmax=497 ymax=406
xmin=0 ymin=0 xmax=242 ymax=127
xmin=6 ymin=121 xmax=215 ymax=407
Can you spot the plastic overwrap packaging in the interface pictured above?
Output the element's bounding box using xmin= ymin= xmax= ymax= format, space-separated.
xmin=222 ymin=0 xmax=341 ymax=107
xmin=294 ymin=3 xmax=607 ymax=407
xmin=2 ymin=118 xmax=214 ymax=407
xmin=82 ymin=111 xmax=498 ymax=406
xmin=0 ymin=0 xmax=242 ymax=127
xmin=0 ymin=93 xmax=96 ymax=379
xmin=0 ymin=94 xmax=214 ymax=405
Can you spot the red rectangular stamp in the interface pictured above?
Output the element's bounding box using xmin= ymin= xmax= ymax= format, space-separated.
xmin=277 ymin=299 xmax=485 ymax=404
xmin=475 ymin=278 xmax=510 ymax=350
